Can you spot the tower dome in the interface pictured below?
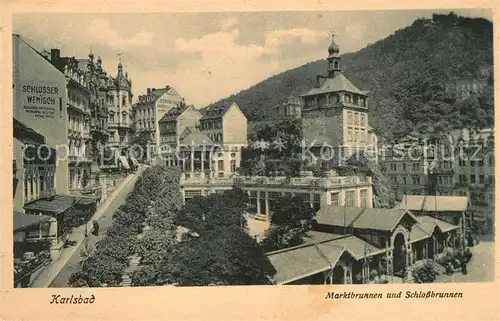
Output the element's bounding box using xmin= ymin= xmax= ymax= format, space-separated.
xmin=328 ymin=34 xmax=339 ymax=55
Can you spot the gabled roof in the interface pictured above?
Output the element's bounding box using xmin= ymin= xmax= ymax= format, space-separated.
xmin=314 ymin=206 xmax=418 ymax=232
xmin=201 ymin=101 xmax=236 ymax=120
xmin=267 ymin=232 xmax=385 ymax=284
xmin=352 ymin=208 xmax=418 ymax=231
xmin=315 ymin=206 xmax=364 ymax=227
xmin=397 ymin=195 xmax=468 ymax=212
xmin=302 ymin=73 xmax=367 ymax=97
xmin=179 ymin=127 xmax=213 ymax=146
xmin=417 ymin=216 xmax=460 ymax=234
xmin=267 ymin=241 xmax=345 ymax=285
xmin=159 ymin=105 xmax=190 ymax=123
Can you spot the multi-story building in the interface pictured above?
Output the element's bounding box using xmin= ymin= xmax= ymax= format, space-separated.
xmin=107 ymin=59 xmax=134 ymax=156
xmin=44 ymin=49 xmax=115 ymax=201
xmin=381 ymin=127 xmax=494 ymax=232
xmin=159 ymin=101 xmax=248 ymax=179
xmin=275 ymin=96 xmax=303 ymax=119
xmin=12 ymin=35 xmax=96 ymax=262
xmin=301 ymin=34 xmax=370 ymax=162
xmin=134 ymin=86 xmax=184 ymax=155
xmin=47 ymin=50 xmax=94 ymax=194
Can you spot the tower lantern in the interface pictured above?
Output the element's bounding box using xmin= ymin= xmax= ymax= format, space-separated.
xmin=327 ymin=33 xmax=341 ymax=77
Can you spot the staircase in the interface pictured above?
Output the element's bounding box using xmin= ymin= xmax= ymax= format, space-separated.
xmin=120 ymin=255 xmax=141 ymax=287
xmin=120 ymin=224 xmax=149 ymax=287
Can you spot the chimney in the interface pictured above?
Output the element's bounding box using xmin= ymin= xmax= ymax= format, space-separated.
xmin=50 ymin=49 xmax=60 ymax=62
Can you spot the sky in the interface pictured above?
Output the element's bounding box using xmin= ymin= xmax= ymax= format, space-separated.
xmin=14 ymin=9 xmax=492 ymax=107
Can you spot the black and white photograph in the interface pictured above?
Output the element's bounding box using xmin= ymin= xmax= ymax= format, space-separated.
xmin=11 ymin=9 xmax=494 ymax=289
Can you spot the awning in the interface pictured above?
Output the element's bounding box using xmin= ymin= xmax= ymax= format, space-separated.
xmin=24 ymin=195 xmax=80 ymax=215
xmin=13 ymin=212 xmax=51 ymax=232
xmin=119 ymin=155 xmax=130 ymax=169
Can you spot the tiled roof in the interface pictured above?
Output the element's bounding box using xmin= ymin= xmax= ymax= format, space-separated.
xmin=352 ymin=208 xmax=418 ymax=231
xmin=410 ymin=224 xmax=431 ymax=242
xmin=314 ymin=206 xmax=364 ymax=227
xmin=268 ymin=232 xmax=386 ymax=284
xmin=303 ymin=231 xmax=344 ymax=244
xmin=417 ymin=216 xmax=459 ymax=234
xmin=397 ymin=195 xmax=468 ymax=212
xmin=267 ymin=242 xmax=344 ymax=284
xmin=13 ymin=212 xmax=51 ymax=232
xmin=315 ymin=206 xmax=418 ymax=232
xmin=179 ymin=129 xmax=213 ymax=146
xmin=24 ymin=195 xmax=86 ymax=215
xmin=201 ymin=102 xmax=235 ymax=120
xmin=159 ymin=105 xmax=189 ymax=122
xmin=302 ymin=73 xmax=367 ymax=97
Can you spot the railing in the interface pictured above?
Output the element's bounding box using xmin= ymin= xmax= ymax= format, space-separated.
xmin=225 ymin=175 xmax=371 ymax=188
xmin=68 ymin=155 xmax=93 ymax=163
xmin=39 ymin=188 xmax=56 ymax=199
xmin=67 ymin=102 xmax=90 ymax=115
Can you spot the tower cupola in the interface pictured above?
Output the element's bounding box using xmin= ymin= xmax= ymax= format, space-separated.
xmin=327 ymin=33 xmax=341 ymax=77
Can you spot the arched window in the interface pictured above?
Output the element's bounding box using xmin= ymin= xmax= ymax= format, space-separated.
xmin=334 ymin=61 xmax=339 ymax=69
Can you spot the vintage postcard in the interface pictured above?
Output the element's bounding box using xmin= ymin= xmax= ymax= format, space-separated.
xmin=1 ymin=1 xmax=498 ymax=320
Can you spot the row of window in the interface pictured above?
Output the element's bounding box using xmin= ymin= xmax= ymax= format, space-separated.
xmin=347 ymin=130 xmax=366 ymax=143
xmin=347 ymin=111 xmax=366 ymax=126
xmin=389 ymin=162 xmax=421 ymax=172
xmin=390 ymin=176 xmax=422 ymax=186
xmin=304 ymin=94 xmax=367 ymax=108
xmin=458 ymin=174 xmax=494 ymax=185
xmin=136 ymin=108 xmax=155 ymax=120
xmin=330 ymin=190 xmax=368 ymax=207
xmin=458 ymin=157 xmax=494 ymax=167
xmin=209 ymin=133 xmax=223 ymax=142
xmin=68 ymin=115 xmax=90 ymax=133
xmin=201 ymin=120 xmax=222 ymax=130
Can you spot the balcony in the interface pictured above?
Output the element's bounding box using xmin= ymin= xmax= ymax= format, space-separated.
xmin=67 ymin=102 xmax=90 ymax=115
xmin=180 ymin=172 xmax=234 ymax=186
xmin=68 ymin=155 xmax=93 ymax=164
xmin=233 ymin=175 xmax=371 ymax=189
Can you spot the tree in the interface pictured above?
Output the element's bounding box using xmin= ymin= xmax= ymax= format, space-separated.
xmin=262 ymin=195 xmax=315 ymax=252
xmin=131 ymin=130 xmax=153 ymax=161
xmin=137 ymin=229 xmax=176 ymax=265
xmin=62 ymin=207 xmax=90 ymax=235
xmin=152 ymin=226 xmax=276 ymax=286
xmin=175 ymin=188 xmax=248 ymax=235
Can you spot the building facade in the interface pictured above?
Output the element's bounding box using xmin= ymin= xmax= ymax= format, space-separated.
xmin=301 ymin=35 xmax=370 ymax=162
xmin=268 ymin=206 xmax=460 ymax=285
xmin=134 ymin=86 xmax=184 ymax=155
xmin=12 ymin=35 xmax=95 ymax=261
xmin=381 ymin=127 xmax=494 ymax=232
xmin=159 ymin=101 xmax=248 ymax=178
xmin=107 ymin=59 xmax=134 ymax=156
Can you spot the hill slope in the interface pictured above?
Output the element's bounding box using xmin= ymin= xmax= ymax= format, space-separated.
xmin=210 ymin=13 xmax=493 ymax=139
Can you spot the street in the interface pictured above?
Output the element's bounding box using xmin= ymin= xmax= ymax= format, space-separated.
xmin=436 ymin=235 xmax=495 ymax=283
xmin=49 ymin=172 xmax=140 ymax=287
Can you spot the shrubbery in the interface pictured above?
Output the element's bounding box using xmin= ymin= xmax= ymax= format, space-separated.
xmin=413 ymin=261 xmax=441 ymax=283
